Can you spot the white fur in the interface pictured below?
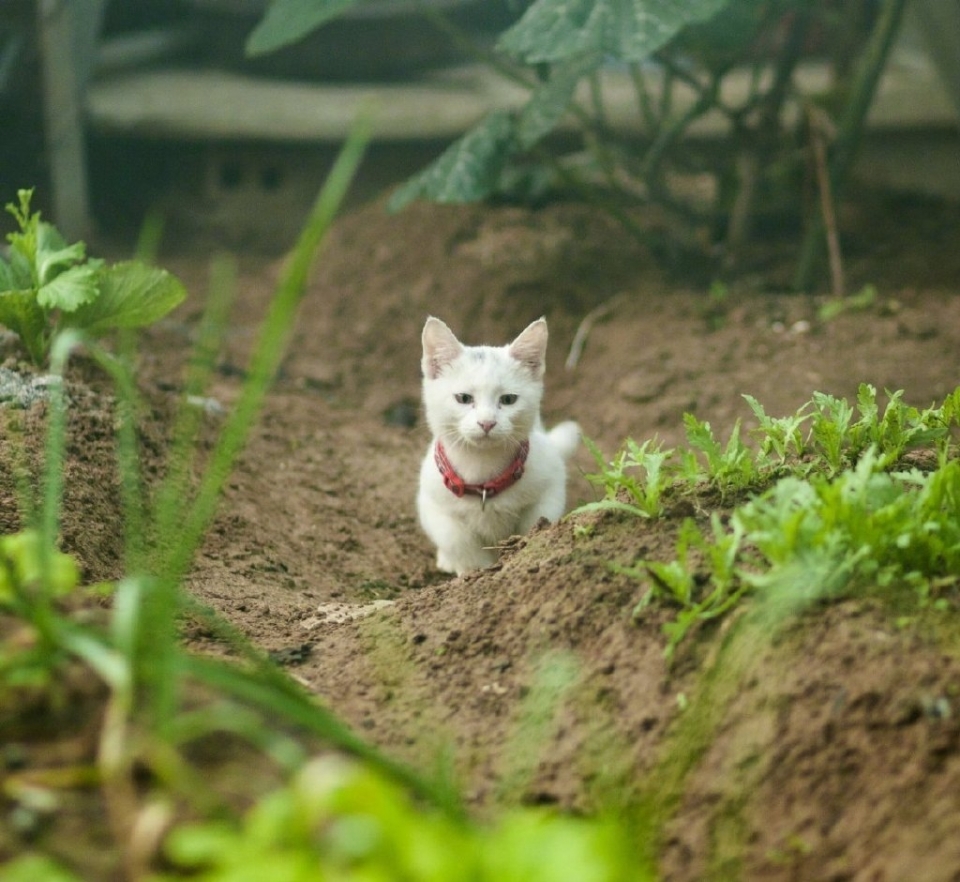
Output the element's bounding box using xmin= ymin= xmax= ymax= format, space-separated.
xmin=417 ymin=316 xmax=580 ymax=575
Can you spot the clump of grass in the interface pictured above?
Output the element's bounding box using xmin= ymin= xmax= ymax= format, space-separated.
xmin=579 ymin=436 xmax=675 ymax=518
xmin=578 ymin=386 xmax=960 ymax=657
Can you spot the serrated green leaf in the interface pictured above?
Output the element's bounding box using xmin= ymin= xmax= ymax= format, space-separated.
xmin=573 ymin=498 xmax=653 ymax=518
xmin=683 ymin=412 xmax=721 ymax=462
xmin=64 ymin=261 xmax=186 ymax=335
xmin=36 ymin=262 xmax=102 ymax=312
xmin=246 ymin=0 xmax=362 ymax=56
xmin=0 ymin=255 xmax=19 ymax=290
xmin=35 ymin=220 xmax=86 ymax=285
xmin=498 ymin=0 xmax=732 ymax=64
xmin=5 ymin=189 xmax=40 ymax=264
xmin=0 ymin=289 xmax=48 ymax=363
xmin=516 ymin=56 xmax=599 ymax=148
xmin=3 ymin=249 xmax=34 ymax=289
xmin=388 ymin=111 xmax=517 ymax=211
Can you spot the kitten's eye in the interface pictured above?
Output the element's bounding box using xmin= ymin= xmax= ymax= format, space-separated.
xmin=455 ymin=393 xmax=474 ymax=405
xmin=499 ymin=394 xmax=518 ymax=406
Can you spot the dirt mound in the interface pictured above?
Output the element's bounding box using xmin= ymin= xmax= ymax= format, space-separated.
xmin=3 ymin=191 xmax=960 ymax=878
xmin=306 ymin=514 xmax=960 ymax=880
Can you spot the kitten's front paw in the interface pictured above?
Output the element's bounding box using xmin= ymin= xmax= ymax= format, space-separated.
xmin=436 ymin=551 xmax=458 ymax=574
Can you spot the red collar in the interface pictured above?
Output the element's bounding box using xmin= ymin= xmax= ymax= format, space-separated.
xmin=434 ymin=439 xmax=530 ymax=503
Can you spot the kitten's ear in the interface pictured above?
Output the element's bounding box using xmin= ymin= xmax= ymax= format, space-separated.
xmin=509 ymin=317 xmax=548 ymax=377
xmin=422 ymin=316 xmax=463 ymax=379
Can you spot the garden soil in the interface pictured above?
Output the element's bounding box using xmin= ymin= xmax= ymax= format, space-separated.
xmin=3 ymin=190 xmax=960 ymax=880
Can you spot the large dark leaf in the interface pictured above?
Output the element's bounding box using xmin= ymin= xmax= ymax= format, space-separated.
xmin=63 ymin=262 xmax=186 ymax=335
xmin=388 ymin=110 xmax=517 ymax=210
xmin=498 ymin=0 xmax=732 ymax=64
xmin=516 ymin=55 xmax=600 ymax=149
xmin=246 ymin=0 xmax=363 ymax=56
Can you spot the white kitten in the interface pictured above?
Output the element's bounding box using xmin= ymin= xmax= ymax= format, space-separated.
xmin=417 ymin=316 xmax=580 ymax=575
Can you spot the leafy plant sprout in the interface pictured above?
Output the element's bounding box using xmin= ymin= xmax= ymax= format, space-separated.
xmin=577 ymin=385 xmax=960 ymax=658
xmin=0 ymin=190 xmax=186 ymax=365
xmin=578 ymin=435 xmax=675 ymax=519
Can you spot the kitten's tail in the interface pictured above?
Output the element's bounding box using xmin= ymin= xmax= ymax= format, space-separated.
xmin=548 ymin=420 xmax=581 ymax=462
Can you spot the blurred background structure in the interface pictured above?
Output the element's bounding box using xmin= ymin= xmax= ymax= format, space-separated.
xmin=1 ymin=0 xmax=958 ymax=250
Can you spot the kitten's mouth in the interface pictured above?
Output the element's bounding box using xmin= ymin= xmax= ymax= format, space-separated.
xmin=466 ymin=432 xmax=504 ymax=448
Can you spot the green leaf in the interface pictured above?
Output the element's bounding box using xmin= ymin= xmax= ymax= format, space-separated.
xmin=0 ymin=289 xmax=48 ymax=363
xmin=0 ymin=855 xmax=82 ymax=882
xmin=674 ymin=0 xmax=773 ymax=70
xmin=6 ymin=189 xmax=40 ymax=265
xmin=36 ymin=262 xmax=102 ymax=312
xmin=63 ymin=261 xmax=186 ymax=335
xmin=246 ymin=0 xmax=362 ymax=56
xmin=573 ymin=498 xmax=654 ymax=518
xmin=516 ymin=56 xmax=599 ymax=148
xmin=0 ymin=249 xmax=34 ymax=290
xmin=388 ymin=111 xmax=517 ymax=211
xmin=0 ymin=255 xmax=19 ymax=290
xmin=498 ymin=0 xmax=732 ymax=64
xmin=683 ymin=412 xmax=722 ymax=467
xmin=35 ymin=221 xmax=86 ymax=285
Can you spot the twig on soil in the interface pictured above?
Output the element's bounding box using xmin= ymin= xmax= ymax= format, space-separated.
xmin=565 ymin=294 xmax=626 ymax=371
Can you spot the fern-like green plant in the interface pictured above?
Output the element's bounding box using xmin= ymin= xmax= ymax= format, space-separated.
xmin=578 ymin=435 xmax=674 ymax=518
xmin=585 ymin=386 xmax=960 ymax=656
xmin=0 ymin=190 xmax=186 ymax=365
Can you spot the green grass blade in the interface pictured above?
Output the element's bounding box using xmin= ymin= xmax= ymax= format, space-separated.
xmin=151 ymin=254 xmax=238 ymax=549
xmin=34 ymin=330 xmax=86 ymax=638
xmin=182 ymin=653 xmax=464 ymax=818
xmin=79 ymin=336 xmax=148 ymax=572
xmin=159 ymin=119 xmax=370 ymax=584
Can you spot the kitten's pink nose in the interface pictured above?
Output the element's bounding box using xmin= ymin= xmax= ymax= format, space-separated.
xmin=478 ymin=419 xmax=497 ymax=435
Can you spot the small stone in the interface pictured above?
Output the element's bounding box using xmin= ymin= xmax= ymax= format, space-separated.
xmin=0 ymin=368 xmax=59 ymax=409
xmin=617 ymin=370 xmax=649 ymax=401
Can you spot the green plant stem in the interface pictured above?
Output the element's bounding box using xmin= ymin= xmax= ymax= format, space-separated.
xmin=422 ymin=8 xmax=536 ymax=92
xmin=642 ymin=70 xmax=720 ymax=190
xmin=183 ymin=654 xmax=464 ymax=818
xmin=723 ymin=5 xmax=810 ymax=260
xmin=159 ymin=121 xmax=369 ymax=585
xmin=151 ymin=255 xmax=237 ymax=549
xmin=793 ymin=0 xmax=908 ymax=290
xmin=35 ymin=331 xmax=86 ymax=642
xmin=83 ymin=337 xmax=147 ymax=572
xmin=588 ymin=68 xmax=607 ymax=129
xmin=630 ymin=61 xmax=658 ymax=132
xmin=534 ymin=145 xmax=659 ymax=248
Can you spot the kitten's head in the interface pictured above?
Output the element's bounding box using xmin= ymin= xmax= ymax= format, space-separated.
xmin=421 ymin=316 xmax=547 ymax=450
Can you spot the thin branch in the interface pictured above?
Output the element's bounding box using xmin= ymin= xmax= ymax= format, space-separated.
xmin=629 ymin=61 xmax=659 ymax=133
xmin=723 ymin=5 xmax=811 ymax=262
xmin=565 ymin=295 xmax=626 ymax=371
xmin=808 ymin=105 xmax=845 ymax=298
xmin=642 ymin=71 xmax=721 ymax=184
xmin=794 ymin=0 xmax=909 ymax=290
